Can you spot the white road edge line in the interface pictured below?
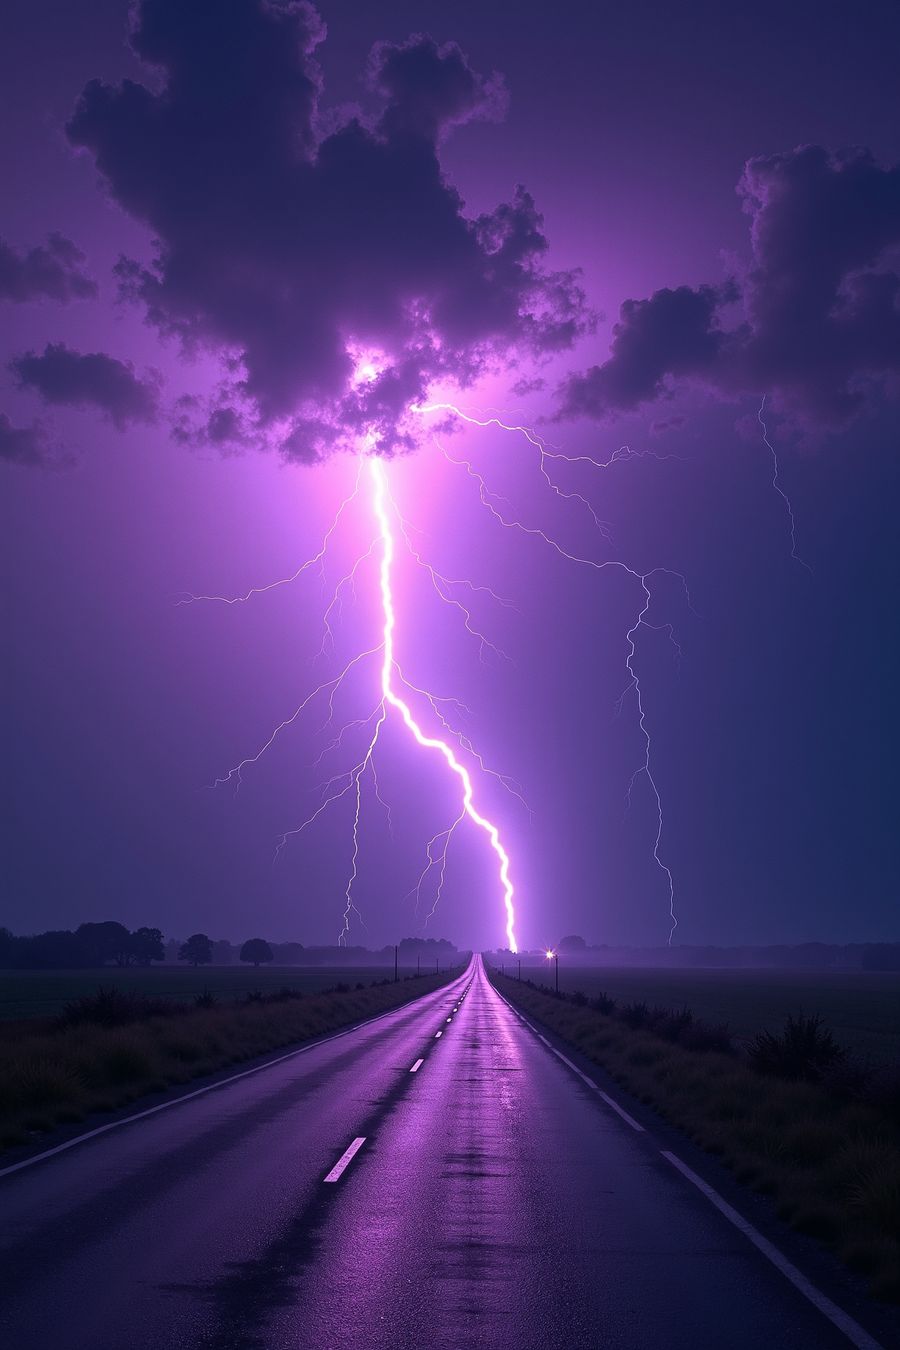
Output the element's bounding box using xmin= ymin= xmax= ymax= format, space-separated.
xmin=492 ymin=984 xmax=645 ymax=1133
xmin=0 ymin=972 xmax=472 ymax=1181
xmin=662 ymin=1152 xmax=883 ymax=1350
xmin=410 ymin=1059 xmax=424 ymax=1073
xmin=323 ymin=1136 xmax=367 ymax=1183
xmin=491 ymin=973 xmax=882 ymax=1346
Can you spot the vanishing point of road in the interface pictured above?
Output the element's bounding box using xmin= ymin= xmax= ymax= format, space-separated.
xmin=0 ymin=956 xmax=888 ymax=1349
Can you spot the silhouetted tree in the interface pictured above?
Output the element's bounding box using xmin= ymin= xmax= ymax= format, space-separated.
xmin=179 ymin=933 xmax=213 ymax=967
xmin=76 ymin=920 xmax=132 ymax=966
xmin=128 ymin=926 xmax=165 ymax=965
xmin=558 ymin=935 xmax=588 ymax=952
xmin=19 ymin=929 xmax=85 ymax=969
xmin=0 ymin=927 xmax=15 ymax=966
xmin=862 ymin=943 xmax=900 ymax=971
xmin=240 ymin=938 xmax=273 ymax=967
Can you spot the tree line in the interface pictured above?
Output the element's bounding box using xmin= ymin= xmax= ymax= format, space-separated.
xmin=0 ymin=924 xmax=460 ymax=970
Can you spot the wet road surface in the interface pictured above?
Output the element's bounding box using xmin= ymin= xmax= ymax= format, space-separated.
xmin=0 ymin=956 xmax=883 ymax=1348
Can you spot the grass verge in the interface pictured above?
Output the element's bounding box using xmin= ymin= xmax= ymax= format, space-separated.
xmin=490 ymin=971 xmax=900 ymax=1302
xmin=0 ymin=969 xmax=462 ymax=1152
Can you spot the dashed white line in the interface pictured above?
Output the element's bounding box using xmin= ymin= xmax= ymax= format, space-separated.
xmin=410 ymin=1058 xmax=424 ymax=1073
xmin=0 ymin=988 xmax=452 ymax=1181
xmin=323 ymin=1136 xmax=366 ymax=1183
xmin=662 ymin=1152 xmax=883 ymax=1350
xmin=434 ymin=1031 xmax=443 ymax=1038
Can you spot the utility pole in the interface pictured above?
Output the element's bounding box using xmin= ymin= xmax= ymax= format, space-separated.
xmin=517 ymin=958 xmax=521 ymax=981
xmin=435 ymin=957 xmax=439 ymax=974
xmin=394 ymin=944 xmax=398 ymax=983
xmin=416 ymin=954 xmax=420 ymax=976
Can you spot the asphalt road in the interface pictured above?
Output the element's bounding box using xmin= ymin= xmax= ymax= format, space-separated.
xmin=0 ymin=955 xmax=886 ymax=1349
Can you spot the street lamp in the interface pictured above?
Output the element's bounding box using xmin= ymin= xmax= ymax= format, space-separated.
xmin=544 ymin=948 xmax=559 ymax=994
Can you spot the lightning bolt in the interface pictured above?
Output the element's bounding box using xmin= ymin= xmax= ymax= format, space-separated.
xmin=196 ymin=384 xmax=690 ymax=952
xmin=414 ymin=400 xmax=687 ymax=944
xmin=758 ymin=394 xmax=812 ymax=573
xmin=369 ymin=457 xmax=518 ymax=952
xmin=198 ymin=443 xmax=521 ymax=949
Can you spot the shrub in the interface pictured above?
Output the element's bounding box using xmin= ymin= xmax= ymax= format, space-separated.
xmin=58 ymin=986 xmax=183 ymax=1028
xmin=100 ymin=1040 xmax=155 ymax=1085
xmin=619 ymin=1000 xmax=650 ymax=1029
xmin=749 ymin=1013 xmax=845 ymax=1082
xmin=589 ymin=991 xmax=617 ymax=1015
xmin=681 ymin=1021 xmax=734 ymax=1054
xmin=194 ymin=989 xmax=217 ymax=1009
xmin=11 ymin=1055 xmax=84 ymax=1109
xmin=649 ymin=1005 xmax=693 ymax=1042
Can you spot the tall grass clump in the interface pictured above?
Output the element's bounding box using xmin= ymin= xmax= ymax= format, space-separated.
xmin=0 ymin=967 xmax=463 ymax=1151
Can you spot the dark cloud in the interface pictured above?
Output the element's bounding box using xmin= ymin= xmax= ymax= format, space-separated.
xmin=66 ymin=0 xmax=587 ymax=459
xmin=511 ymin=375 xmax=546 ymax=396
xmin=0 ymin=413 xmax=73 ymax=469
xmin=11 ymin=343 xmax=161 ymax=428
xmin=0 ymin=233 xmax=97 ymax=303
xmin=561 ymin=146 xmax=900 ymax=430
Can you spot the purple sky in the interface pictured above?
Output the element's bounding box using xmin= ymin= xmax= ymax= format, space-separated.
xmin=3 ymin=0 xmax=900 ymax=951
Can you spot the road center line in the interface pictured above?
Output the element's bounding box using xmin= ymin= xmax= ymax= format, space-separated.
xmin=323 ymin=1136 xmax=367 ymax=1184
xmin=410 ymin=1058 xmax=424 ymax=1073
xmin=0 ymin=979 xmax=472 ymax=1181
xmin=434 ymin=1031 xmax=443 ymax=1038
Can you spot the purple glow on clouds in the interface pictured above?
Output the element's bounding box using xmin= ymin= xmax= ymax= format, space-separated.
xmin=2 ymin=0 xmax=900 ymax=949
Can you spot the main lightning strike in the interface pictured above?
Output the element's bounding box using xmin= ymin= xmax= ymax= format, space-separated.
xmin=200 ymin=384 xmax=688 ymax=950
xmin=200 ymin=435 xmax=522 ymax=948
xmin=369 ymin=458 xmax=518 ymax=952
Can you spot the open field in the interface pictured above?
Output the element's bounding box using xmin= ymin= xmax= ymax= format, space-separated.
xmin=496 ymin=964 xmax=900 ymax=1062
xmin=0 ymin=965 xmax=449 ymax=1022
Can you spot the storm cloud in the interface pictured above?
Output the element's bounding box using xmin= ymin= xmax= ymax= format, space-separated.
xmin=66 ymin=0 xmax=588 ymax=459
xmin=0 ymin=233 xmax=97 ymax=304
xmin=11 ymin=343 xmax=161 ymax=429
xmin=561 ymin=146 xmax=900 ymax=429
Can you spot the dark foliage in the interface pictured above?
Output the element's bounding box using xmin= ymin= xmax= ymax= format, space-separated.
xmin=58 ymin=985 xmax=185 ymax=1028
xmin=748 ymin=1013 xmax=846 ymax=1082
xmin=620 ymin=1000 xmax=651 ymax=1029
